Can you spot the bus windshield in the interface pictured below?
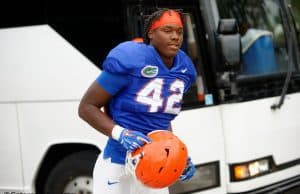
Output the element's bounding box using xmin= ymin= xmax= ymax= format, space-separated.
xmin=217 ymin=0 xmax=291 ymax=77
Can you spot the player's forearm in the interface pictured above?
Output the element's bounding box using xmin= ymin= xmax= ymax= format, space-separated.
xmin=78 ymin=103 xmax=115 ymax=137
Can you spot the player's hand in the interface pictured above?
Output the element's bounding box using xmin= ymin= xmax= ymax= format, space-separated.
xmin=112 ymin=125 xmax=151 ymax=152
xmin=180 ymin=156 xmax=196 ymax=181
xmin=119 ymin=129 xmax=151 ymax=151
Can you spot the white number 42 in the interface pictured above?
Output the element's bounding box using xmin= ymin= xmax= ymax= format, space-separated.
xmin=136 ymin=78 xmax=184 ymax=114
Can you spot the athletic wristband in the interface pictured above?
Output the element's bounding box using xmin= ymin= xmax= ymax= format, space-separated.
xmin=111 ymin=125 xmax=124 ymax=141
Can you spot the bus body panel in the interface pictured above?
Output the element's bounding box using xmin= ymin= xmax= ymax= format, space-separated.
xmin=222 ymin=93 xmax=300 ymax=164
xmin=0 ymin=25 xmax=99 ymax=102
xmin=220 ymin=93 xmax=300 ymax=192
xmin=0 ymin=25 xmax=106 ymax=192
xmin=0 ymin=104 xmax=24 ymax=190
xmin=17 ymin=101 xmax=107 ymax=190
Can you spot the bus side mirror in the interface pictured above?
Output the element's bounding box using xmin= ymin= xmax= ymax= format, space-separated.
xmin=217 ymin=19 xmax=241 ymax=72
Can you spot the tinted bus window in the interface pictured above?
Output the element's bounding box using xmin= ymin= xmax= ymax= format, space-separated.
xmin=217 ymin=0 xmax=290 ymax=76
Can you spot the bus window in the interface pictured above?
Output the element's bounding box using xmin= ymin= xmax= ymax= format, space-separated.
xmin=217 ymin=0 xmax=290 ymax=76
xmin=289 ymin=0 xmax=300 ymax=71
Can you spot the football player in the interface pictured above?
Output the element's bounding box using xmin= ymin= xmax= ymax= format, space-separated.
xmin=78 ymin=8 xmax=196 ymax=194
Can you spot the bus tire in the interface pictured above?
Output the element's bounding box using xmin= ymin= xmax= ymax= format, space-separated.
xmin=43 ymin=150 xmax=99 ymax=194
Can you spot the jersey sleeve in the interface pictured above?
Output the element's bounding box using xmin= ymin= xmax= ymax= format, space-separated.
xmin=96 ymin=71 xmax=129 ymax=95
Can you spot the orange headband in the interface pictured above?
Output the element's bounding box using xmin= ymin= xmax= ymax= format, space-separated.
xmin=149 ymin=10 xmax=183 ymax=31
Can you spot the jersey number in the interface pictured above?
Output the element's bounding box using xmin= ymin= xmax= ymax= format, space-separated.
xmin=136 ymin=78 xmax=184 ymax=114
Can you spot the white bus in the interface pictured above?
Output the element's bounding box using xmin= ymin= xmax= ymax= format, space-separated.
xmin=0 ymin=0 xmax=299 ymax=194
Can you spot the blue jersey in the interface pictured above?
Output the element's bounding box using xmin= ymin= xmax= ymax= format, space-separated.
xmin=97 ymin=41 xmax=197 ymax=164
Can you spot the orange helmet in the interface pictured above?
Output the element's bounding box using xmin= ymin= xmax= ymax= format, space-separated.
xmin=125 ymin=130 xmax=188 ymax=188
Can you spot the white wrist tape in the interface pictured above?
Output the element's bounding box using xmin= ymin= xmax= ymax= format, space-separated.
xmin=111 ymin=125 xmax=124 ymax=141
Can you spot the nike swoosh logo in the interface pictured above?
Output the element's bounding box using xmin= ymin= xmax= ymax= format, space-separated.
xmin=181 ymin=68 xmax=188 ymax=73
xmin=108 ymin=180 xmax=120 ymax=185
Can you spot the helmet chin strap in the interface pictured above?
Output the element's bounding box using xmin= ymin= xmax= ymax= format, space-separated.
xmin=125 ymin=151 xmax=144 ymax=179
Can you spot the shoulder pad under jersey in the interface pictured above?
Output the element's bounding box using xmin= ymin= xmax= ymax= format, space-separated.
xmin=102 ymin=41 xmax=146 ymax=74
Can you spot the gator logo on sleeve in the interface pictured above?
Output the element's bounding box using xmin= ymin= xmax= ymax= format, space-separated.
xmin=141 ymin=65 xmax=159 ymax=78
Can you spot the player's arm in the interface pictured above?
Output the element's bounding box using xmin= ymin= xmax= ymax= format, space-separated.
xmin=78 ymin=71 xmax=151 ymax=151
xmin=78 ymin=80 xmax=115 ymax=138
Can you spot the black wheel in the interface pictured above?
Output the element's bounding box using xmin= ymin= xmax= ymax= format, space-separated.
xmin=44 ymin=150 xmax=99 ymax=194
